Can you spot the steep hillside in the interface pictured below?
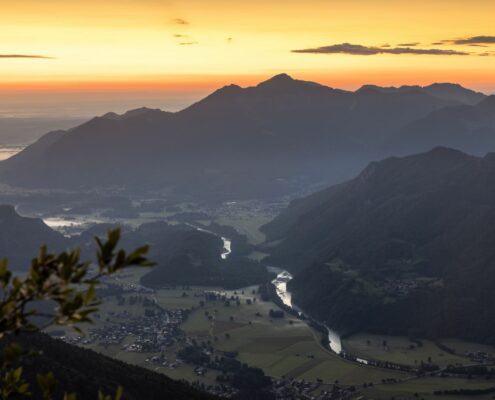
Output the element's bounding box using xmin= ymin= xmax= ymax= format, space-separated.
xmin=15 ymin=332 xmax=215 ymax=400
xmin=0 ymin=205 xmax=67 ymax=270
xmin=263 ymin=148 xmax=495 ymax=342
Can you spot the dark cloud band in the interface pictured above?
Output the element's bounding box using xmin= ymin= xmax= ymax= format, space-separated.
xmin=446 ymin=36 xmax=495 ymax=45
xmin=172 ymin=18 xmax=189 ymax=25
xmin=398 ymin=42 xmax=420 ymax=47
xmin=292 ymin=43 xmax=469 ymax=56
xmin=0 ymin=54 xmax=53 ymax=59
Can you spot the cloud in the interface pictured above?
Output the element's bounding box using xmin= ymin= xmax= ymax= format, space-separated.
xmin=292 ymin=43 xmax=469 ymax=56
xmin=0 ymin=54 xmax=53 ymax=59
xmin=398 ymin=42 xmax=420 ymax=47
xmin=172 ymin=18 xmax=189 ymax=25
xmin=179 ymin=41 xmax=198 ymax=46
xmin=173 ymin=34 xmax=189 ymax=38
xmin=444 ymin=35 xmax=495 ymax=45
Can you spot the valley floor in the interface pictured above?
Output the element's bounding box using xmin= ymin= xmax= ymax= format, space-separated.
xmin=47 ymin=265 xmax=495 ymax=400
xmin=41 ymin=206 xmax=495 ymax=399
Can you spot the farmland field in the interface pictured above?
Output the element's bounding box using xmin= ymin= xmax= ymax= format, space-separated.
xmin=364 ymin=377 xmax=495 ymax=400
xmin=342 ymin=333 xmax=473 ymax=367
xmin=178 ymin=286 xmax=410 ymax=385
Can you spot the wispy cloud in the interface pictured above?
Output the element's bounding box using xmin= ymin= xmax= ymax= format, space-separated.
xmin=0 ymin=54 xmax=53 ymax=59
xmin=172 ymin=18 xmax=189 ymax=25
xmin=173 ymin=34 xmax=190 ymax=38
xmin=398 ymin=42 xmax=420 ymax=47
xmin=443 ymin=35 xmax=495 ymax=45
xmin=179 ymin=41 xmax=198 ymax=46
xmin=292 ymin=43 xmax=469 ymax=56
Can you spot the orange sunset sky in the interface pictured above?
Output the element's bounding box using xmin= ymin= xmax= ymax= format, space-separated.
xmin=2 ymin=0 xmax=495 ymax=115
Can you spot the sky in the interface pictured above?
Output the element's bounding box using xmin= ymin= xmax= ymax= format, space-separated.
xmin=1 ymin=0 xmax=495 ymax=117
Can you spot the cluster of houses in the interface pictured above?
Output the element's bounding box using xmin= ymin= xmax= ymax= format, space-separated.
xmin=60 ymin=304 xmax=186 ymax=354
xmin=272 ymin=378 xmax=358 ymax=399
xmin=465 ymin=350 xmax=495 ymax=363
xmin=144 ymin=353 xmax=185 ymax=370
xmin=380 ymin=278 xmax=421 ymax=296
xmin=199 ymin=199 xmax=285 ymax=220
xmin=98 ymin=308 xmax=185 ymax=351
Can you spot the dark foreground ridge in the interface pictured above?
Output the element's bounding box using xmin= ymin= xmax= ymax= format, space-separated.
xmin=13 ymin=332 xmax=215 ymax=400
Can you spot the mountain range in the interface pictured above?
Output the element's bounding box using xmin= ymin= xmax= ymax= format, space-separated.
xmin=0 ymin=74 xmax=491 ymax=199
xmin=262 ymin=147 xmax=495 ymax=342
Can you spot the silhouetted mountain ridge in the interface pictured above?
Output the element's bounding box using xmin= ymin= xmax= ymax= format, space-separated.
xmin=395 ymin=94 xmax=495 ymax=155
xmin=0 ymin=74 xmax=488 ymax=199
xmin=357 ymin=82 xmax=485 ymax=105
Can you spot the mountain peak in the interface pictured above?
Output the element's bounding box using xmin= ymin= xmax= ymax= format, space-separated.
xmin=121 ymin=107 xmax=162 ymax=119
xmin=101 ymin=112 xmax=120 ymax=120
xmin=255 ymin=74 xmax=330 ymax=93
xmin=423 ymin=83 xmax=486 ymax=105
xmin=261 ymin=73 xmax=294 ymax=83
xmin=215 ymin=83 xmax=242 ymax=94
xmin=426 ymin=146 xmax=467 ymax=157
xmin=257 ymin=73 xmax=296 ymax=88
xmin=426 ymin=82 xmax=463 ymax=89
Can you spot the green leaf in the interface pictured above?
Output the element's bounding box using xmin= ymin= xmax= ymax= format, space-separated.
xmin=115 ymin=386 xmax=123 ymax=400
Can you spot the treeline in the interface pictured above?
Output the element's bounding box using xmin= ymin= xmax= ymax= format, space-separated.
xmin=287 ymin=262 xmax=495 ymax=345
xmin=433 ymin=387 xmax=495 ymax=396
xmin=178 ymin=344 xmax=273 ymax=399
xmin=142 ymin=254 xmax=274 ymax=290
xmin=445 ymin=365 xmax=495 ymax=377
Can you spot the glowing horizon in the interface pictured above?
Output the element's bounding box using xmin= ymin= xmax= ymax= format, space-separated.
xmin=2 ymin=0 xmax=495 ymax=96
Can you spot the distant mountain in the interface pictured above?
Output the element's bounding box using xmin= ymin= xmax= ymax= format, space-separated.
xmin=0 ymin=74 xmax=482 ymax=199
xmin=0 ymin=205 xmax=67 ymax=270
xmin=262 ymin=148 xmax=495 ymax=342
xmin=393 ymin=95 xmax=495 ymax=155
xmin=357 ymin=83 xmax=485 ymax=105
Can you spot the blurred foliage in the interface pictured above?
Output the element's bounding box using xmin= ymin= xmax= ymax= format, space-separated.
xmin=0 ymin=229 xmax=153 ymax=399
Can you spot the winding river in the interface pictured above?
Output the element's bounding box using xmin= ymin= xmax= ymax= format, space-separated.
xmin=270 ymin=267 xmax=370 ymax=364
xmin=191 ymin=224 xmax=232 ymax=260
xmin=269 ymin=267 xmax=344 ymax=354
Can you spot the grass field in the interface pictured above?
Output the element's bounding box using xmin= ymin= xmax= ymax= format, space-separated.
xmin=50 ymin=276 xmax=495 ymax=396
xmin=214 ymin=215 xmax=271 ymax=245
xmin=438 ymin=338 xmax=495 ymax=357
xmin=364 ymin=377 xmax=495 ymax=400
xmin=343 ymin=333 xmax=474 ymax=367
xmin=178 ymin=287 xmax=409 ymax=385
xmin=51 ymin=212 xmax=495 ymax=394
